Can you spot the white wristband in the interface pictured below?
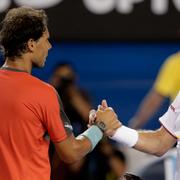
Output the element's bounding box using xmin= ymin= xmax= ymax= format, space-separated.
xmin=110 ymin=126 xmax=139 ymax=147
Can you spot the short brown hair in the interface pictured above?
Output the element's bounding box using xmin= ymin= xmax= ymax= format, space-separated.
xmin=0 ymin=6 xmax=48 ymax=58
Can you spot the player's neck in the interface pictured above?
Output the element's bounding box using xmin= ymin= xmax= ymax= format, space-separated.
xmin=3 ymin=56 xmax=32 ymax=73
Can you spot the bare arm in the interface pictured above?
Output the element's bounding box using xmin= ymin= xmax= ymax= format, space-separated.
xmin=54 ymin=134 xmax=92 ymax=164
xmin=129 ymin=89 xmax=165 ymax=129
xmin=134 ymin=126 xmax=176 ymax=156
xmin=92 ymin=101 xmax=176 ymax=157
xmin=53 ymin=112 xmax=120 ymax=164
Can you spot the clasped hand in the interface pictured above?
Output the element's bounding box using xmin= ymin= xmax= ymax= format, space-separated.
xmin=89 ymin=100 xmax=121 ymax=136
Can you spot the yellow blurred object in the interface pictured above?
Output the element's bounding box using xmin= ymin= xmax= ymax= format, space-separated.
xmin=154 ymin=52 xmax=180 ymax=101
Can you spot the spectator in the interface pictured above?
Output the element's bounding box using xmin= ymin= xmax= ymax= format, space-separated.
xmin=129 ymin=52 xmax=180 ymax=129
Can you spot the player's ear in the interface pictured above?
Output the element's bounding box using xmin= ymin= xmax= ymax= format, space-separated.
xmin=27 ymin=39 xmax=36 ymax=52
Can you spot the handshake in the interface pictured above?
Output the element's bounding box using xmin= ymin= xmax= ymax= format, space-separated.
xmin=88 ymin=100 xmax=121 ymax=137
xmin=82 ymin=99 xmax=138 ymax=152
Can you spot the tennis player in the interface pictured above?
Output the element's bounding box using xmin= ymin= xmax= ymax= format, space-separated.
xmin=0 ymin=7 xmax=120 ymax=180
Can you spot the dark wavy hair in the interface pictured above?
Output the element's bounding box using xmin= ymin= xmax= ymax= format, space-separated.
xmin=0 ymin=6 xmax=48 ymax=59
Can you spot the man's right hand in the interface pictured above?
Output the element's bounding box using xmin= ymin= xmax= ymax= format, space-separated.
xmin=89 ymin=100 xmax=121 ymax=136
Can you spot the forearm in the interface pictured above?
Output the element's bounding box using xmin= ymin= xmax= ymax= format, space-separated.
xmin=134 ymin=129 xmax=165 ymax=156
xmin=55 ymin=136 xmax=91 ymax=164
xmin=55 ymin=125 xmax=103 ymax=164
xmin=72 ymin=136 xmax=92 ymax=160
xmin=72 ymin=125 xmax=103 ymax=161
xmin=110 ymin=126 xmax=176 ymax=157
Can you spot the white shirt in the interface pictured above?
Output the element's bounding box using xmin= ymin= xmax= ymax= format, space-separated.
xmin=159 ymin=91 xmax=180 ymax=180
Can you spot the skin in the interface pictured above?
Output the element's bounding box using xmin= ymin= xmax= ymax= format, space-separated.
xmin=2 ymin=28 xmax=120 ymax=164
xmin=135 ymin=127 xmax=176 ymax=156
xmin=89 ymin=100 xmax=121 ymax=136
xmin=93 ymin=100 xmax=177 ymax=157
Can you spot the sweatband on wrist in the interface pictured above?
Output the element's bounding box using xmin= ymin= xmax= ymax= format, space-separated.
xmin=110 ymin=126 xmax=138 ymax=147
xmin=79 ymin=125 xmax=103 ymax=151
